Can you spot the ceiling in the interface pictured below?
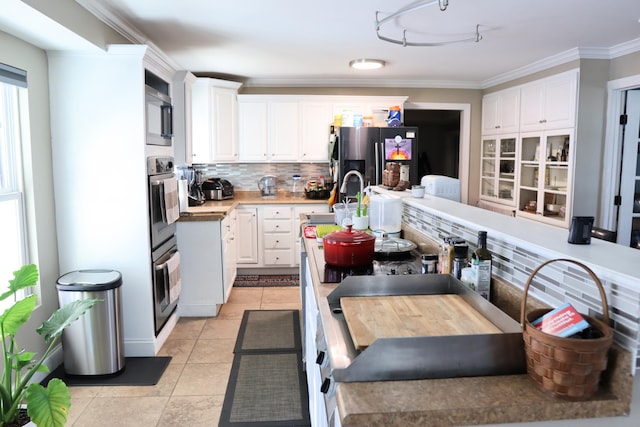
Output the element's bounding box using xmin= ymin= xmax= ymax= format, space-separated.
xmin=20 ymin=1 xmax=640 ymax=88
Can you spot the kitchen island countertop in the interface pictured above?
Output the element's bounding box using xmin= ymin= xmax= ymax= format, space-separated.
xmin=302 ymin=232 xmax=637 ymax=427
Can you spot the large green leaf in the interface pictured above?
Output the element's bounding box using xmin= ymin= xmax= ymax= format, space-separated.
xmin=25 ymin=379 xmax=70 ymax=427
xmin=0 ymin=295 xmax=37 ymax=337
xmin=0 ymin=264 xmax=38 ymax=302
xmin=36 ymin=299 xmax=100 ymax=343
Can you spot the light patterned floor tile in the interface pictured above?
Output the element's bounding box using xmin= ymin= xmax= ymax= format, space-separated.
xmin=70 ymin=396 xmax=168 ymax=427
xmin=172 ymin=363 xmax=232 ymax=396
xmin=188 ymin=338 xmax=235 ymax=364
xmin=95 ymin=363 xmax=184 ymax=397
xmin=217 ymin=302 xmax=260 ymax=320
xmin=200 ymin=318 xmax=242 ymax=340
xmin=157 ymin=338 xmax=197 ymax=365
xmin=226 ymin=287 xmax=263 ymax=304
xmin=169 ymin=317 xmax=207 ymax=339
xmin=157 ymin=395 xmax=224 ymax=427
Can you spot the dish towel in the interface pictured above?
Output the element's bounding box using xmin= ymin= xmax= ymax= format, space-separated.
xmin=164 ymin=177 xmax=180 ymax=224
xmin=166 ymin=251 xmax=182 ymax=305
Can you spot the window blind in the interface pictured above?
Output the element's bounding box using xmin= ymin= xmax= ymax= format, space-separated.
xmin=0 ymin=63 xmax=27 ymax=88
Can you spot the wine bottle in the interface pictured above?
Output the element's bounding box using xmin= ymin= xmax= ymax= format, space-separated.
xmin=471 ymin=231 xmax=492 ymax=300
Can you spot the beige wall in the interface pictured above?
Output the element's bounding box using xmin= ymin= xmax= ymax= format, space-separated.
xmin=0 ymin=30 xmax=60 ymax=358
xmin=609 ymin=51 xmax=640 ymax=81
xmin=24 ymin=0 xmax=129 ymax=48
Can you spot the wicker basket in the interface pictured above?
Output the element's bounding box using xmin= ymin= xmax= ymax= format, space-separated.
xmin=520 ymin=258 xmax=613 ymax=400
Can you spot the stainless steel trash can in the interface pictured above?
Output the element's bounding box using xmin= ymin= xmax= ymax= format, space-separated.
xmin=56 ymin=269 xmax=125 ymax=376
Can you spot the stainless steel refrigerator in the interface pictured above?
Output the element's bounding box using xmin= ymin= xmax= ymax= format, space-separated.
xmin=331 ymin=126 xmax=419 ymax=197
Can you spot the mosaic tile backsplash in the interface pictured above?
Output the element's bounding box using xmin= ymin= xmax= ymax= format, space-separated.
xmin=403 ymin=204 xmax=640 ymax=372
xmin=191 ymin=163 xmax=331 ymax=191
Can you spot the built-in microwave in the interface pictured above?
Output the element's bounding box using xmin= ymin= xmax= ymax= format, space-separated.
xmin=145 ymin=85 xmax=173 ymax=146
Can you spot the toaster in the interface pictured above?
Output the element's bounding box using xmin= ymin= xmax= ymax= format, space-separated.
xmin=202 ymin=178 xmax=234 ymax=200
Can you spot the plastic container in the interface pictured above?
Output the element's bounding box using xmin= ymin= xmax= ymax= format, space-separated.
xmin=56 ymin=269 xmax=125 ymax=376
xmin=369 ymin=196 xmax=402 ymax=235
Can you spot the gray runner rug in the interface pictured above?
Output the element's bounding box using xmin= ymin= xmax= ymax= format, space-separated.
xmin=219 ymin=310 xmax=310 ymax=427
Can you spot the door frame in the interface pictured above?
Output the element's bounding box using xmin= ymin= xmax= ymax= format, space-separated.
xmin=404 ymin=102 xmax=471 ymax=204
xmin=601 ymin=74 xmax=640 ymax=232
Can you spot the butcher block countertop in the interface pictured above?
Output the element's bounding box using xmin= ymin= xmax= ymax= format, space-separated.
xmin=178 ymin=190 xmax=329 ymax=221
xmin=302 ymin=234 xmax=636 ymax=427
xmin=341 ymin=295 xmax=502 ymax=350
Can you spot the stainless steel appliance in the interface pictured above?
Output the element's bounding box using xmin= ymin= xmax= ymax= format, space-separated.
xmin=202 ymin=178 xmax=234 ymax=200
xmin=145 ymin=70 xmax=173 ymax=146
xmin=331 ymin=126 xmax=419 ymax=197
xmin=147 ymin=156 xmax=180 ymax=335
xmin=258 ymin=175 xmax=277 ymax=197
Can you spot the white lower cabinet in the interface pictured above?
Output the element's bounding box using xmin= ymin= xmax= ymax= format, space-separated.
xmin=237 ymin=204 xmax=329 ymax=268
xmin=236 ymin=207 xmax=259 ymax=264
xmin=176 ymin=211 xmax=237 ymax=316
xmin=261 ymin=206 xmax=294 ymax=266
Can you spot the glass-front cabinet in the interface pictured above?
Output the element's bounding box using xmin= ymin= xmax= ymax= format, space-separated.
xmin=517 ymin=129 xmax=573 ymax=227
xmin=480 ymin=135 xmax=517 ymax=206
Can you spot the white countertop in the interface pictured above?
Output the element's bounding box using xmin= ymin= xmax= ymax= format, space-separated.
xmin=374 ymin=187 xmax=640 ymax=286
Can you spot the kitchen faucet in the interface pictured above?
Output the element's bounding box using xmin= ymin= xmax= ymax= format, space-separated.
xmin=340 ymin=170 xmax=364 ymax=196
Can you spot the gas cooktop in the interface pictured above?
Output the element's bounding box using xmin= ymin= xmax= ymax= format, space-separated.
xmin=322 ymin=250 xmax=423 ymax=283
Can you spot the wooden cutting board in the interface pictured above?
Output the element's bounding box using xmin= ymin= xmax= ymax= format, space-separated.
xmin=341 ymin=295 xmax=503 ymax=351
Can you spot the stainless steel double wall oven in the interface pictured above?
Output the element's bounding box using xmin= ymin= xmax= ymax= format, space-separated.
xmin=147 ymin=156 xmax=180 ymax=335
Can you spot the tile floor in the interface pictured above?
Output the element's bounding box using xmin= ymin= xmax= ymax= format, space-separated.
xmin=64 ymin=286 xmax=302 ymax=427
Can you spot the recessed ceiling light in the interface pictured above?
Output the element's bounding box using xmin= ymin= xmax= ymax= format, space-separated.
xmin=349 ymin=59 xmax=386 ymax=70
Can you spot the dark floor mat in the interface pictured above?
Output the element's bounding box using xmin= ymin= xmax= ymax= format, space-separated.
xmin=43 ymin=356 xmax=171 ymax=387
xmin=234 ymin=310 xmax=301 ymax=353
xmin=220 ymin=310 xmax=310 ymax=427
xmin=233 ymin=274 xmax=299 ymax=287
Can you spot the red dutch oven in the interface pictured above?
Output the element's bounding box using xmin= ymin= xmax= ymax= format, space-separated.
xmin=323 ymin=225 xmax=376 ymax=267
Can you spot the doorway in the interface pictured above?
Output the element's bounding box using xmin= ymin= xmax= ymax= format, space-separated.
xmin=403 ymin=102 xmax=471 ymax=203
xmin=602 ymin=75 xmax=640 ymax=249
xmin=404 ymin=109 xmax=461 ymax=179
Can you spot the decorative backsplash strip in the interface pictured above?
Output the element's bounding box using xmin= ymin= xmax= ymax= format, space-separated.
xmin=403 ymin=204 xmax=640 ymax=371
xmin=191 ymin=163 xmax=331 ymax=191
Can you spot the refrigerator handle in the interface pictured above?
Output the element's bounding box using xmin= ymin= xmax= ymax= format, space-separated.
xmin=374 ymin=141 xmax=380 ymax=186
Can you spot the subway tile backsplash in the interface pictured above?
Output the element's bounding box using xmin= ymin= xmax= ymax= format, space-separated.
xmin=403 ymin=204 xmax=640 ymax=372
xmin=192 ymin=163 xmax=331 ymax=191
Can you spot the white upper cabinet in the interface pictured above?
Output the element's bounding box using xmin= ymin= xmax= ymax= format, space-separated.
xmin=238 ymin=96 xmax=299 ymax=162
xmin=269 ymin=101 xmax=299 ymax=161
xmin=172 ymin=71 xmax=197 ymax=165
xmin=519 ymin=71 xmax=577 ymax=132
xmin=238 ymin=100 xmax=268 ymax=161
xmin=238 ymin=95 xmax=407 ymax=163
xmin=191 ymin=78 xmax=242 ymax=163
xmin=300 ymin=102 xmax=333 ymax=162
xmin=481 ymin=88 xmax=520 ymax=135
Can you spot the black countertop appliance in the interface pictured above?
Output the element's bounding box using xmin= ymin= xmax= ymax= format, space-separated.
xmin=202 ymin=178 xmax=234 ymax=200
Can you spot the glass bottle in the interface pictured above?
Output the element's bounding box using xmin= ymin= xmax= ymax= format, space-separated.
xmin=471 ymin=231 xmax=492 ymax=300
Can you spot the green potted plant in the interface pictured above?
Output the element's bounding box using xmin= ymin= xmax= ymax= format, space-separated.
xmin=1 ymin=264 xmax=99 ymax=427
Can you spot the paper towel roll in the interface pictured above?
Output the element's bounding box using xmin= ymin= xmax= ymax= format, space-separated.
xmin=178 ymin=179 xmax=188 ymax=212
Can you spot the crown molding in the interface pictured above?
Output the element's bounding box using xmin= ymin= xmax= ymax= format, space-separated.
xmin=610 ymin=37 xmax=640 ymax=59
xmin=242 ymin=77 xmax=483 ymax=89
xmin=75 ymin=0 xmax=179 ymax=73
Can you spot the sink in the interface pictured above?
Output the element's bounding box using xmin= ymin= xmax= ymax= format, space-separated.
xmin=305 ymin=213 xmax=336 ymax=225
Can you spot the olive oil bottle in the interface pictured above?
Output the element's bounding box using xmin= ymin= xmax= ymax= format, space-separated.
xmin=471 ymin=231 xmax=492 ymax=300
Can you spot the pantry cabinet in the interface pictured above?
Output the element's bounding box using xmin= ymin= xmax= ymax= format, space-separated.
xmin=479 ymin=134 xmax=517 ymax=206
xmin=191 ymin=78 xmax=242 ymax=163
xmin=519 ymin=71 xmax=577 ymax=132
xmin=516 ymin=129 xmax=573 ymax=227
xmin=481 ymin=88 xmax=520 ymax=135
